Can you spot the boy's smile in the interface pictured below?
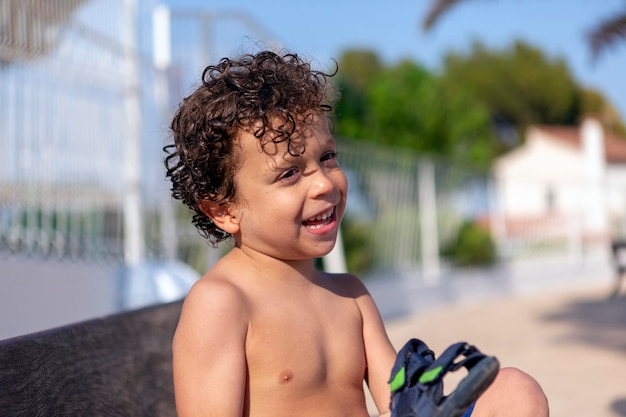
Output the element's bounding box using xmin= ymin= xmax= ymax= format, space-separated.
xmin=302 ymin=206 xmax=336 ymax=231
xmin=229 ymin=113 xmax=347 ymax=262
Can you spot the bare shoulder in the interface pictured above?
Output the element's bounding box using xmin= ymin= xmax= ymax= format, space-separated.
xmin=320 ymin=271 xmax=387 ymax=335
xmin=321 ymin=271 xmax=371 ymax=300
xmin=174 ymin=270 xmax=249 ymax=348
xmin=186 ymin=271 xmax=247 ymax=310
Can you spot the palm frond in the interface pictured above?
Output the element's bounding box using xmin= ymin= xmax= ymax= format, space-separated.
xmin=0 ymin=0 xmax=87 ymax=63
xmin=422 ymin=0 xmax=468 ymax=30
xmin=588 ymin=12 xmax=626 ymax=61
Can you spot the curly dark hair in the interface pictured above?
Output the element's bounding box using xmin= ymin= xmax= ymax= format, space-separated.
xmin=164 ymin=50 xmax=338 ymax=246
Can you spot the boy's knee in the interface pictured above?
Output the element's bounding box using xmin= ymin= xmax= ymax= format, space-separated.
xmin=476 ymin=367 xmax=549 ymax=417
xmin=498 ymin=367 xmax=544 ymax=393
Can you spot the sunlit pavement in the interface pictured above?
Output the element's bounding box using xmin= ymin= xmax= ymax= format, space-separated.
xmin=382 ymin=282 xmax=626 ymax=417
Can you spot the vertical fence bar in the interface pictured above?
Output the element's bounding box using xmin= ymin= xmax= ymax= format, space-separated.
xmin=418 ymin=159 xmax=440 ymax=283
xmin=121 ymin=0 xmax=144 ymax=267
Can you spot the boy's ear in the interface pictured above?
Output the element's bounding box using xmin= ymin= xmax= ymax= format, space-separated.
xmin=198 ymin=199 xmax=240 ymax=234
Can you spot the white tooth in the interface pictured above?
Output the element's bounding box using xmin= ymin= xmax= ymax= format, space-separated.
xmin=307 ymin=208 xmax=333 ymax=223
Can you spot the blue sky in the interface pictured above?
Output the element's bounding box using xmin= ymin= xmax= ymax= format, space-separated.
xmin=162 ymin=0 xmax=626 ymax=121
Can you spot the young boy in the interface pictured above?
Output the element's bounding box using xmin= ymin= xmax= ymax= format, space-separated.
xmin=164 ymin=50 xmax=549 ymax=417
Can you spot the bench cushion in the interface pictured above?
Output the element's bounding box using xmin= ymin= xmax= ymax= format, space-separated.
xmin=0 ymin=300 xmax=183 ymax=417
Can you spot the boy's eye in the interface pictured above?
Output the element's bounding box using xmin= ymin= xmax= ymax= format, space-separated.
xmin=321 ymin=151 xmax=339 ymax=166
xmin=278 ymin=167 xmax=299 ymax=182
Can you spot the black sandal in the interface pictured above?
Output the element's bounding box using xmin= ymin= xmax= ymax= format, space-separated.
xmin=388 ymin=339 xmax=500 ymax=417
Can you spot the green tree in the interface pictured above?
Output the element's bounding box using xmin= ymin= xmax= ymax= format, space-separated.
xmin=334 ymin=50 xmax=384 ymax=139
xmin=335 ymin=51 xmax=497 ymax=169
xmin=442 ymin=220 xmax=497 ymax=266
xmin=441 ymin=41 xmax=581 ymax=134
xmin=579 ymin=87 xmax=626 ymax=137
xmin=421 ymin=1 xmax=626 ymax=138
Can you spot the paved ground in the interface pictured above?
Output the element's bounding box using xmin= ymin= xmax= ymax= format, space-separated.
xmin=380 ymin=282 xmax=626 ymax=417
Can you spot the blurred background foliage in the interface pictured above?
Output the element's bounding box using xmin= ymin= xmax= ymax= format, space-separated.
xmin=332 ymin=40 xmax=626 ymax=173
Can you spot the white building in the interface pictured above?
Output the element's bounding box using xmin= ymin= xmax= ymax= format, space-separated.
xmin=493 ymin=117 xmax=626 ymax=243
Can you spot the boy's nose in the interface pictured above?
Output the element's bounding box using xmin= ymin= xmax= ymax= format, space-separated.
xmin=310 ymin=169 xmax=336 ymax=197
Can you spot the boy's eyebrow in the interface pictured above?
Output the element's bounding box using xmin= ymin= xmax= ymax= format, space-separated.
xmin=269 ymin=152 xmax=301 ymax=170
xmin=318 ymin=134 xmax=337 ymax=148
xmin=267 ymin=139 xmax=335 ymax=170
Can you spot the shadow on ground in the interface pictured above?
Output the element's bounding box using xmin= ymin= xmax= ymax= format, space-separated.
xmin=541 ymin=291 xmax=626 ymax=354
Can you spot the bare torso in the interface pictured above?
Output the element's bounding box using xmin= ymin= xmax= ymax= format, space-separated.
xmin=173 ymin=249 xmax=394 ymax=417
xmin=241 ymin=270 xmax=370 ymax=417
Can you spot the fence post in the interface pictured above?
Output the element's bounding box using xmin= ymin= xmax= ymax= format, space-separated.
xmin=122 ymin=0 xmax=145 ymax=266
xmin=153 ymin=4 xmax=178 ymax=261
xmin=322 ymin=228 xmax=348 ymax=273
xmin=567 ymin=209 xmax=584 ymax=264
xmin=488 ymin=175 xmax=507 ymax=258
xmin=418 ymin=159 xmax=440 ymax=283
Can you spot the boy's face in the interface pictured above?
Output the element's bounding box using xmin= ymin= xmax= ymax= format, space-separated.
xmin=229 ymin=113 xmax=348 ymax=262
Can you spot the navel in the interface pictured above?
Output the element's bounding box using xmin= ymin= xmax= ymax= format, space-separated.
xmin=278 ymin=369 xmax=294 ymax=384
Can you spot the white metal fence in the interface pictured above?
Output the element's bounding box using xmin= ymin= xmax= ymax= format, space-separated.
xmin=338 ymin=138 xmax=495 ymax=279
xmin=0 ymin=0 xmax=171 ymax=264
xmin=338 ymin=138 xmax=615 ymax=280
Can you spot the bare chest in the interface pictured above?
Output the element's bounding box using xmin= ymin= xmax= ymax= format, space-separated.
xmin=244 ymin=292 xmax=366 ymax=396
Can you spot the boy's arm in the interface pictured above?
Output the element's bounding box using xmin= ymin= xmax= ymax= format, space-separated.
xmin=172 ymin=279 xmax=249 ymax=417
xmin=352 ymin=278 xmax=397 ymax=416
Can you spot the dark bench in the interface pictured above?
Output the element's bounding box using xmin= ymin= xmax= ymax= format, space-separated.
xmin=0 ymin=300 xmax=183 ymax=417
xmin=611 ymin=240 xmax=626 ymax=298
